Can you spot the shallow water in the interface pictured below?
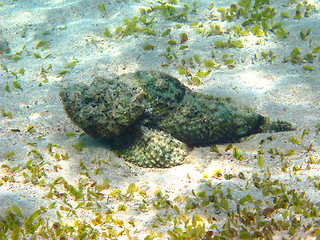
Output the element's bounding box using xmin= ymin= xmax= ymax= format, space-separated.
xmin=0 ymin=0 xmax=320 ymax=239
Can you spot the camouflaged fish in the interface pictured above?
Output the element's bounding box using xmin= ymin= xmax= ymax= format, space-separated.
xmin=60 ymin=71 xmax=295 ymax=168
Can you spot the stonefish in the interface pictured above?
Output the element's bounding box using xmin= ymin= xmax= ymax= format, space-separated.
xmin=60 ymin=71 xmax=295 ymax=168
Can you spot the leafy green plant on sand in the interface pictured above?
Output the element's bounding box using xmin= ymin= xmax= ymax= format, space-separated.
xmin=0 ymin=126 xmax=319 ymax=239
xmin=98 ymin=0 xmax=319 ymax=85
xmin=1 ymin=0 xmax=320 ymax=239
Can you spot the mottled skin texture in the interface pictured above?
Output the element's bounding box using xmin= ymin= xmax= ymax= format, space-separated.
xmin=60 ymin=71 xmax=295 ymax=168
xmin=110 ymin=126 xmax=189 ymax=168
xmin=59 ymin=78 xmax=145 ymax=138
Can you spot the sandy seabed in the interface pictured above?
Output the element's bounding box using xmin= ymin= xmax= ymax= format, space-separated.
xmin=1 ymin=0 xmax=320 ymax=239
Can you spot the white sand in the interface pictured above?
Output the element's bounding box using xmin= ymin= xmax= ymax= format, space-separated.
xmin=1 ymin=0 xmax=320 ymax=239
